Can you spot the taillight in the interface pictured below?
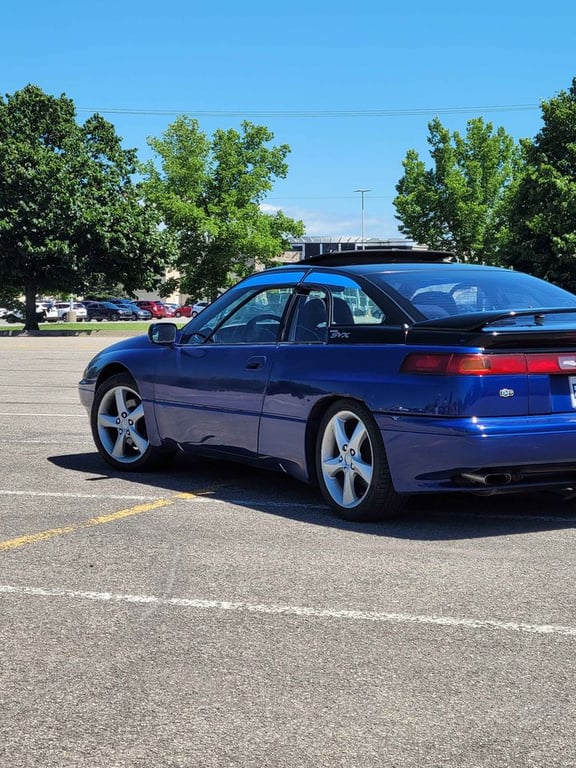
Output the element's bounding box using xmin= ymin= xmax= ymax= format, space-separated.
xmin=401 ymin=352 xmax=571 ymax=375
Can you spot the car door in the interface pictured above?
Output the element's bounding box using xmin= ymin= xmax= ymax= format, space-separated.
xmin=152 ymin=284 xmax=297 ymax=458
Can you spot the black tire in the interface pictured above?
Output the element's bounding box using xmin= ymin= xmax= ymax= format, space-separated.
xmin=91 ymin=373 xmax=176 ymax=471
xmin=315 ymin=399 xmax=406 ymax=522
xmin=110 ymin=312 xmax=119 ymax=321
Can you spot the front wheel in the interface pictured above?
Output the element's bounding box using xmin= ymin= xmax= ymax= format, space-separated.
xmin=315 ymin=399 xmax=405 ymax=522
xmin=91 ymin=373 xmax=176 ymax=471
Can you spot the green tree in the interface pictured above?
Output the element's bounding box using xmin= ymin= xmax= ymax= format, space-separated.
xmin=141 ymin=117 xmax=304 ymax=300
xmin=394 ymin=117 xmax=521 ymax=263
xmin=0 ymin=84 xmax=173 ymax=331
xmin=503 ymin=79 xmax=576 ymax=290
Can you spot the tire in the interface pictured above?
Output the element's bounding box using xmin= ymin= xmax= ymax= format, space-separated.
xmin=110 ymin=313 xmax=119 ymax=321
xmin=91 ymin=373 xmax=176 ymax=471
xmin=315 ymin=399 xmax=406 ymax=522
xmin=131 ymin=313 xmax=138 ymax=320
xmin=175 ymin=311 xmax=181 ymax=318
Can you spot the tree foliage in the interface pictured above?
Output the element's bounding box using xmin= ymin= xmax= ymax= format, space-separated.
xmin=141 ymin=117 xmax=304 ymax=300
xmin=394 ymin=117 xmax=520 ymax=263
xmin=0 ymin=84 xmax=173 ymax=330
xmin=503 ymin=78 xmax=576 ymax=290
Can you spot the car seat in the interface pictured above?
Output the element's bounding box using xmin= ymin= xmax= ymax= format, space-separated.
xmin=411 ymin=291 xmax=458 ymax=318
xmin=295 ymin=298 xmax=327 ymax=341
xmin=332 ymin=297 xmax=355 ymax=324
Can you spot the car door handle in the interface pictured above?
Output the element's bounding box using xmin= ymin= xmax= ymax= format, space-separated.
xmin=246 ymin=356 xmax=267 ymax=370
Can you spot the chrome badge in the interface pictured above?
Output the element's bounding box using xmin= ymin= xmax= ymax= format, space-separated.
xmin=499 ymin=388 xmax=515 ymax=398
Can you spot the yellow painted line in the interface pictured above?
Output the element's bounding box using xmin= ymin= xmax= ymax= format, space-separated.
xmin=0 ymin=490 xmax=206 ymax=551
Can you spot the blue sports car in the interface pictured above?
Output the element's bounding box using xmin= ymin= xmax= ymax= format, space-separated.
xmin=79 ymin=249 xmax=576 ymax=522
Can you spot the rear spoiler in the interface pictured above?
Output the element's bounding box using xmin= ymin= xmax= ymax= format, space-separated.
xmin=412 ymin=307 xmax=576 ymax=332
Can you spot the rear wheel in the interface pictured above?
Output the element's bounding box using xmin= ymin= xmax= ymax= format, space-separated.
xmin=315 ymin=399 xmax=405 ymax=522
xmin=91 ymin=373 xmax=176 ymax=471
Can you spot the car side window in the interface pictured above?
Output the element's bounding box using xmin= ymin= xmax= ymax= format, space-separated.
xmin=289 ymin=291 xmax=329 ymax=342
xmin=192 ymin=287 xmax=294 ymax=345
xmin=301 ymin=272 xmax=387 ymax=325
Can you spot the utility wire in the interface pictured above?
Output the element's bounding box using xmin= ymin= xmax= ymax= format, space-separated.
xmin=76 ymin=104 xmax=540 ymax=118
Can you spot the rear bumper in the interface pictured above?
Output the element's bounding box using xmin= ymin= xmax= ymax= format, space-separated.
xmin=378 ymin=413 xmax=576 ymax=493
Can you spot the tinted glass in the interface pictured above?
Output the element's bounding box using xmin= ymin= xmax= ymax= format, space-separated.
xmin=373 ymin=267 xmax=576 ymax=319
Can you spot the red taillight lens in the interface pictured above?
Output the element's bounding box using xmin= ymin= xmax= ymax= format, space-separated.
xmin=525 ymin=354 xmax=563 ymax=373
xmin=401 ymin=352 xmax=567 ymax=375
xmin=400 ymin=354 xmax=453 ymax=374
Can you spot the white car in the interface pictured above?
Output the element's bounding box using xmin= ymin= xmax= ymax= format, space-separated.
xmin=5 ymin=303 xmax=58 ymax=323
xmin=190 ymin=300 xmax=209 ymax=318
xmin=54 ymin=302 xmax=87 ymax=322
xmin=38 ymin=303 xmax=59 ymax=322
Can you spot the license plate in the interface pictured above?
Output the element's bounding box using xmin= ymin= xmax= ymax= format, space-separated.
xmin=570 ymin=376 xmax=576 ymax=408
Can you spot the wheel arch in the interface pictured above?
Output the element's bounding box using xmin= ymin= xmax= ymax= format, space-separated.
xmin=94 ymin=362 xmax=135 ymax=396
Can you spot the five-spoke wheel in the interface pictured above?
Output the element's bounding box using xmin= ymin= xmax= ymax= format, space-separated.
xmin=91 ymin=373 xmax=175 ymax=471
xmin=316 ymin=399 xmax=405 ymax=521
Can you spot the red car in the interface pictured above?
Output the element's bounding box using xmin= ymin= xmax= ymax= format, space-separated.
xmin=169 ymin=304 xmax=196 ymax=318
xmin=161 ymin=303 xmax=179 ymax=318
xmin=166 ymin=303 xmax=207 ymax=318
xmin=135 ymin=300 xmax=166 ymax=319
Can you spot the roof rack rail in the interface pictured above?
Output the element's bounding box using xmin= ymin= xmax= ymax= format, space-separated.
xmin=298 ymin=248 xmax=457 ymax=266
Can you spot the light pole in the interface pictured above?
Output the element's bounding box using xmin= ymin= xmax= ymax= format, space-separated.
xmin=354 ymin=189 xmax=370 ymax=249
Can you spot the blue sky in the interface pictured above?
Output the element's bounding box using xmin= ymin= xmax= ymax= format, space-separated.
xmin=2 ymin=0 xmax=576 ymax=240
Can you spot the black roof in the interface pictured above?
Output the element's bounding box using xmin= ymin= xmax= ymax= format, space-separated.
xmin=298 ymin=249 xmax=456 ymax=267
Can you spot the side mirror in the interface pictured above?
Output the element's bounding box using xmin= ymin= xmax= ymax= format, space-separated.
xmin=148 ymin=322 xmax=178 ymax=345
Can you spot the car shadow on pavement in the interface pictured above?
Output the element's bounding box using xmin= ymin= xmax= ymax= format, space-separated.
xmin=48 ymin=451 xmax=576 ymax=541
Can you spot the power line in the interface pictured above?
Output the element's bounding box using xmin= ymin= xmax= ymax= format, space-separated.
xmin=76 ymin=104 xmax=540 ymax=119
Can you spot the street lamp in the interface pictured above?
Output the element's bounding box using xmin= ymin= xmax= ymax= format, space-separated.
xmin=354 ymin=189 xmax=370 ymax=249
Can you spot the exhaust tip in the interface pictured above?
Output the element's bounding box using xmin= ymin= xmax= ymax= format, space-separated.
xmin=461 ymin=471 xmax=513 ymax=486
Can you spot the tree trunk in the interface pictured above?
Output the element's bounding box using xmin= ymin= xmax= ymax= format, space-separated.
xmin=23 ymin=286 xmax=40 ymax=332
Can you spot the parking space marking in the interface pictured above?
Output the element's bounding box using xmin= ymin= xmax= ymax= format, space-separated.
xmin=0 ymin=412 xmax=85 ymax=417
xmin=0 ymin=490 xmax=160 ymax=500
xmin=0 ymin=491 xmax=203 ymax=551
xmin=1 ymin=583 xmax=575 ymax=637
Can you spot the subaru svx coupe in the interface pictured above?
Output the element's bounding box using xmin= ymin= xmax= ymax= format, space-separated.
xmin=79 ymin=249 xmax=576 ymax=522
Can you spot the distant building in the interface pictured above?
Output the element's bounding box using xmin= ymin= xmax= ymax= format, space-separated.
xmin=284 ymin=236 xmax=424 ymax=261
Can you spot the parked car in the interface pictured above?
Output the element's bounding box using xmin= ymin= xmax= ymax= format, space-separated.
xmin=0 ymin=308 xmax=7 ymax=319
xmin=82 ymin=301 xmax=132 ymax=322
xmin=79 ymin=248 xmax=576 ymax=522
xmin=170 ymin=301 xmax=209 ymax=318
xmin=160 ymin=303 xmax=178 ymax=318
xmin=54 ymin=301 xmax=88 ymax=322
xmin=135 ymin=300 xmax=166 ymax=319
xmin=171 ymin=305 xmax=192 ymax=318
xmin=190 ymin=300 xmax=209 ymax=318
xmin=5 ymin=303 xmax=56 ymax=323
xmin=37 ymin=302 xmax=59 ymax=322
xmin=109 ymin=300 xmax=153 ymax=321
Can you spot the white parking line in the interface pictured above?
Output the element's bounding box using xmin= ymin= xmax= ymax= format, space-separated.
xmin=1 ymin=488 xmax=575 ymax=519
xmin=0 ymin=412 xmax=85 ymax=416
xmin=0 ymin=490 xmax=159 ymax=501
xmin=1 ymin=584 xmax=575 ymax=637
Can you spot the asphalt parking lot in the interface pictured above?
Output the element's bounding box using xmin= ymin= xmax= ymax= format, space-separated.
xmin=2 ymin=334 xmax=576 ymax=768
